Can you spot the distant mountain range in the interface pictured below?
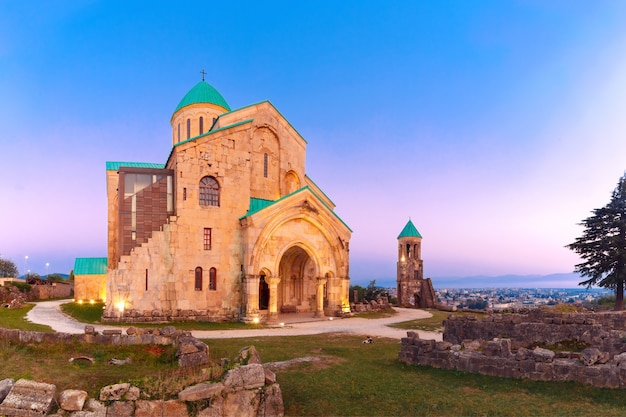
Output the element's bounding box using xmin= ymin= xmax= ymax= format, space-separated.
xmin=17 ymin=273 xmax=70 ymax=280
xmin=365 ymin=273 xmax=588 ymax=289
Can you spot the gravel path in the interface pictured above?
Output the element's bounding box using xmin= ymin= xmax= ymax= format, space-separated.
xmin=26 ymin=300 xmax=443 ymax=341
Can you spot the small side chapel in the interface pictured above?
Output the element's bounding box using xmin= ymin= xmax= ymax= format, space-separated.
xmin=396 ymin=219 xmax=437 ymax=308
xmin=99 ymin=78 xmax=352 ymax=323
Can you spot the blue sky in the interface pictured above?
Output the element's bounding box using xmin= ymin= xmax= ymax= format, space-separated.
xmin=2 ymin=1 xmax=626 ymax=287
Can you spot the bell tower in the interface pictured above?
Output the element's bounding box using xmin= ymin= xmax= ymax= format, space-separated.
xmin=396 ymin=219 xmax=437 ymax=308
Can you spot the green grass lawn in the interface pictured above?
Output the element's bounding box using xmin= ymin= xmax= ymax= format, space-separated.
xmin=388 ymin=309 xmax=485 ymax=332
xmin=210 ymin=335 xmax=626 ymax=417
xmin=3 ymin=306 xmax=626 ymax=416
xmin=0 ymin=304 xmax=53 ymax=332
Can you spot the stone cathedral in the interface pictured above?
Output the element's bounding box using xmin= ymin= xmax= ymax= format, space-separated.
xmin=97 ymin=79 xmax=352 ymax=323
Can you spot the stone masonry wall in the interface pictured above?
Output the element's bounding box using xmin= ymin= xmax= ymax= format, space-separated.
xmin=0 ymin=327 xmax=284 ymax=416
xmin=443 ymin=310 xmax=626 ymax=355
xmin=0 ymin=325 xmax=181 ymax=346
xmin=400 ymin=310 xmax=626 ymax=389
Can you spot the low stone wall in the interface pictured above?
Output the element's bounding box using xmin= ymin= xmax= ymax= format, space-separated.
xmin=351 ymin=296 xmax=391 ymax=313
xmin=0 ymin=325 xmax=184 ymax=346
xmin=0 ymin=285 xmax=30 ymax=305
xmin=400 ymin=334 xmax=626 ymax=389
xmin=102 ymin=308 xmax=240 ymax=323
xmin=31 ymin=283 xmax=73 ymax=300
xmin=400 ymin=310 xmax=626 ymax=389
xmin=443 ymin=310 xmax=626 ymax=355
xmin=0 ymin=327 xmax=284 ymax=417
xmin=0 ymin=362 xmax=283 ymax=416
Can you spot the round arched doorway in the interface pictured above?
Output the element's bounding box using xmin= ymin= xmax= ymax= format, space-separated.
xmin=277 ymin=246 xmax=318 ymax=313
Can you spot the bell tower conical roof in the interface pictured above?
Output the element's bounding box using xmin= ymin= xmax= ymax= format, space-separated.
xmin=398 ymin=219 xmax=422 ymax=239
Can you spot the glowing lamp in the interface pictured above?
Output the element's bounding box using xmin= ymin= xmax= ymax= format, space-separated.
xmin=252 ymin=317 xmax=260 ymax=324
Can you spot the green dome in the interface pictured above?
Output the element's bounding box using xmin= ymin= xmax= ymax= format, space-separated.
xmin=174 ymin=81 xmax=231 ymax=113
xmin=398 ymin=219 xmax=422 ymax=239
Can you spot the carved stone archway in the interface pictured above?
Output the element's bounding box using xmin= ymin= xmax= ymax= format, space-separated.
xmin=277 ymin=245 xmax=321 ymax=317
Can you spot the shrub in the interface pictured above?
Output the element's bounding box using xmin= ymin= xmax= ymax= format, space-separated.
xmin=9 ymin=282 xmax=31 ymax=293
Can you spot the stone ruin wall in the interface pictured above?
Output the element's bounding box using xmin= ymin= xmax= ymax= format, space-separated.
xmin=399 ymin=310 xmax=626 ymax=389
xmin=1 ymin=282 xmax=74 ymax=307
xmin=350 ymin=296 xmax=392 ymax=313
xmin=0 ymin=327 xmax=284 ymax=417
xmin=443 ymin=310 xmax=626 ymax=355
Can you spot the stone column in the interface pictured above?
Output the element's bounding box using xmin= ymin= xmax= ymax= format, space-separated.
xmin=267 ymin=276 xmax=281 ymax=323
xmin=242 ymin=274 xmax=260 ymax=324
xmin=314 ymin=277 xmax=327 ymax=318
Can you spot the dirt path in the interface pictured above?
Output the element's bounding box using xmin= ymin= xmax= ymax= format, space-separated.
xmin=26 ymin=300 xmax=443 ymax=341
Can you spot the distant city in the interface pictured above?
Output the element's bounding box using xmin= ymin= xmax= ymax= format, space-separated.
xmin=362 ymin=272 xmax=613 ymax=310
xmin=384 ymin=286 xmax=612 ymax=310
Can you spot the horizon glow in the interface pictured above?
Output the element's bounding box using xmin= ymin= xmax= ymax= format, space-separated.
xmin=2 ymin=1 xmax=626 ymax=287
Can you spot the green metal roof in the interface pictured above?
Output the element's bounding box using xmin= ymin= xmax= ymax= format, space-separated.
xmin=239 ymin=186 xmax=352 ymax=232
xmin=246 ymin=198 xmax=275 ymax=216
xmin=174 ymin=81 xmax=231 ymax=113
xmin=398 ymin=219 xmax=422 ymax=239
xmin=106 ymin=162 xmax=166 ymax=171
xmin=74 ymin=257 xmax=107 ymax=275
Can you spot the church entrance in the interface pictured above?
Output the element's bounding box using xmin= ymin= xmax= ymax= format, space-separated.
xmin=278 ymin=246 xmax=316 ymax=313
xmin=259 ymin=273 xmax=269 ymax=310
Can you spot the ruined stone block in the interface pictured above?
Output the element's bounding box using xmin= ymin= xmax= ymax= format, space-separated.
xmin=0 ymin=379 xmax=56 ymax=417
xmin=221 ymin=388 xmax=261 ymax=417
xmin=135 ymin=400 xmax=188 ymax=417
xmin=59 ymin=389 xmax=88 ymax=411
xmin=532 ymin=347 xmax=555 ymax=363
xmin=223 ymin=364 xmax=266 ymax=389
xmin=99 ymin=383 xmax=130 ymax=401
xmin=178 ymin=382 xmax=224 ymax=402
xmin=0 ymin=378 xmax=14 ymax=403
xmin=105 ymin=401 xmax=134 ymax=417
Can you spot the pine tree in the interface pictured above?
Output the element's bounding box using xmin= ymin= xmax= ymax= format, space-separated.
xmin=567 ymin=174 xmax=626 ymax=310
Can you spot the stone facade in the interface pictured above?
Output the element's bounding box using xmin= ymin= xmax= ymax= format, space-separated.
xmin=399 ymin=310 xmax=626 ymax=389
xmin=74 ymin=273 xmax=106 ymax=302
xmin=98 ymin=80 xmax=351 ymax=323
xmin=396 ymin=220 xmax=437 ymax=308
xmin=73 ymin=258 xmax=107 ymax=302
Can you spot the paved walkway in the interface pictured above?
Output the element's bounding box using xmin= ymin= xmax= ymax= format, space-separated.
xmin=26 ymin=300 xmax=443 ymax=341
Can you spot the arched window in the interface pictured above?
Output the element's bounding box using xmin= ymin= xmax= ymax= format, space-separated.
xmin=199 ymin=176 xmax=220 ymax=206
xmin=195 ymin=267 xmax=203 ymax=291
xmin=177 ymin=123 xmax=180 ymax=142
xmin=187 ymin=119 xmax=191 ymax=139
xmin=199 ymin=117 xmax=204 ymax=135
xmin=209 ymin=267 xmax=217 ymax=290
xmin=263 ymin=153 xmax=268 ymax=178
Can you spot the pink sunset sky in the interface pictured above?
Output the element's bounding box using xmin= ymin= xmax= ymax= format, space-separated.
xmin=2 ymin=1 xmax=626 ymax=287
